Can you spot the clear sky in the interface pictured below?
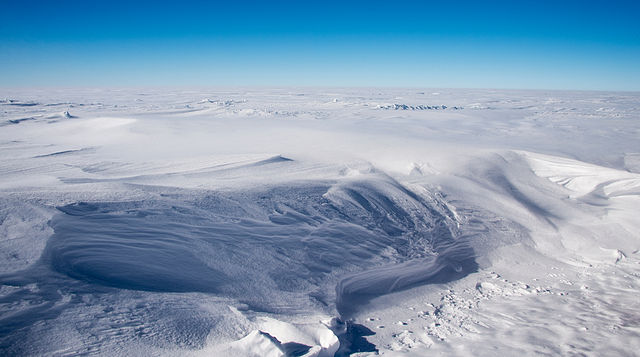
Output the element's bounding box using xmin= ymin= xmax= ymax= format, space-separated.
xmin=1 ymin=0 xmax=639 ymax=90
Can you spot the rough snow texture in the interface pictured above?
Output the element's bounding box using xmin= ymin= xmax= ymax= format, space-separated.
xmin=0 ymin=88 xmax=639 ymax=356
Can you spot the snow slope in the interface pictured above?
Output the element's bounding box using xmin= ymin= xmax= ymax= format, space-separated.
xmin=0 ymin=88 xmax=639 ymax=356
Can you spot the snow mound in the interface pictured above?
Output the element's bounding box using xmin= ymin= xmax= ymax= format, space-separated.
xmin=521 ymin=151 xmax=640 ymax=198
xmin=204 ymin=317 xmax=338 ymax=357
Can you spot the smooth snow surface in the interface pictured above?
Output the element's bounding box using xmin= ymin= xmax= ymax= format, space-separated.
xmin=1 ymin=88 xmax=639 ymax=356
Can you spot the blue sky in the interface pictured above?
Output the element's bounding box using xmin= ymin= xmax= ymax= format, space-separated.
xmin=1 ymin=0 xmax=639 ymax=90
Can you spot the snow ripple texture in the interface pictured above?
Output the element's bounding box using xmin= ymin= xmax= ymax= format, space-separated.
xmin=43 ymin=175 xmax=475 ymax=313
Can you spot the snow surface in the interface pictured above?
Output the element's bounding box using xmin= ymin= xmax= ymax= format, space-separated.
xmin=1 ymin=88 xmax=639 ymax=356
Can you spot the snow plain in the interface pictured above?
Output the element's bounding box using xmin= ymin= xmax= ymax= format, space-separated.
xmin=0 ymin=88 xmax=639 ymax=356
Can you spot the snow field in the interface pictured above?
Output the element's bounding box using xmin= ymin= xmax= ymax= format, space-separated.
xmin=1 ymin=88 xmax=639 ymax=356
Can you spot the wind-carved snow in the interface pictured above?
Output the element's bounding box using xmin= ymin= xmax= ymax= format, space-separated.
xmin=376 ymin=104 xmax=462 ymax=110
xmin=0 ymin=88 xmax=639 ymax=356
xmin=42 ymin=172 xmax=473 ymax=315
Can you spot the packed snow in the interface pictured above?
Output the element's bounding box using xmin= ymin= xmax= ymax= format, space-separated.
xmin=0 ymin=88 xmax=639 ymax=356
